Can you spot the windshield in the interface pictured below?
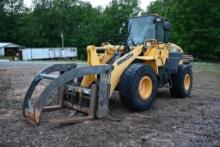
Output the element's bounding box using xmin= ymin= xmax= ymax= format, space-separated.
xmin=127 ymin=16 xmax=155 ymax=45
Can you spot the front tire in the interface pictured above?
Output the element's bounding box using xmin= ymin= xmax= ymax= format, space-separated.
xmin=170 ymin=64 xmax=193 ymax=98
xmin=118 ymin=63 xmax=158 ymax=111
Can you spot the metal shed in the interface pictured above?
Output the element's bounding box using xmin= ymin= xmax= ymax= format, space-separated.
xmin=0 ymin=42 xmax=23 ymax=57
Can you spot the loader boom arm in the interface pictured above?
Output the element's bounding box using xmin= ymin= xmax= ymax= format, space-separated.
xmin=110 ymin=46 xmax=143 ymax=95
xmin=81 ymin=44 xmax=144 ymax=96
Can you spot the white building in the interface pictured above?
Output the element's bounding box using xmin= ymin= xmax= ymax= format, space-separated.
xmin=22 ymin=47 xmax=77 ymax=60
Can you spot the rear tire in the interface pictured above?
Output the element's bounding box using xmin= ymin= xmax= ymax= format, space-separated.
xmin=170 ymin=64 xmax=193 ymax=98
xmin=118 ymin=63 xmax=158 ymax=111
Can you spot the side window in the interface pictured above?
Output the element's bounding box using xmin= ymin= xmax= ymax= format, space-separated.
xmin=156 ymin=23 xmax=164 ymax=42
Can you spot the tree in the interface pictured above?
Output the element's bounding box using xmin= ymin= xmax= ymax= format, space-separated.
xmin=0 ymin=0 xmax=25 ymax=42
xmin=145 ymin=0 xmax=220 ymax=60
xmin=99 ymin=0 xmax=141 ymax=44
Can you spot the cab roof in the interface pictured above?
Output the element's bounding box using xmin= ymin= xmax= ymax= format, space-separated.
xmin=129 ymin=14 xmax=169 ymax=22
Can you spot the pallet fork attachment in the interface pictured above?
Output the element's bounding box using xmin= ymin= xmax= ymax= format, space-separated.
xmin=22 ymin=64 xmax=112 ymax=125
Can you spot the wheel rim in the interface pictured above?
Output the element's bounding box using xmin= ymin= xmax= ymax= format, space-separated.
xmin=138 ymin=76 xmax=153 ymax=100
xmin=184 ymin=74 xmax=191 ymax=91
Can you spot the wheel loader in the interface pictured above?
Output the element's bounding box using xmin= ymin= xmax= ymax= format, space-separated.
xmin=22 ymin=15 xmax=193 ymax=125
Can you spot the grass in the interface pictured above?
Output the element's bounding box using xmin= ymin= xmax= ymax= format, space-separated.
xmin=0 ymin=56 xmax=13 ymax=60
xmin=192 ymin=62 xmax=220 ymax=77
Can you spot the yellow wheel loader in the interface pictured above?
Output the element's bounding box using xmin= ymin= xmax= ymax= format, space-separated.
xmin=22 ymin=15 xmax=193 ymax=125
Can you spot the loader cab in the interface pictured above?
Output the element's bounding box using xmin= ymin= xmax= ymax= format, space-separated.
xmin=127 ymin=15 xmax=170 ymax=46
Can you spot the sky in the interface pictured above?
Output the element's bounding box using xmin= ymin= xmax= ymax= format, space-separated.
xmin=23 ymin=0 xmax=155 ymax=10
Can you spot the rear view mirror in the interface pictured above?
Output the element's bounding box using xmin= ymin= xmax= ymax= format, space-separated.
xmin=163 ymin=21 xmax=171 ymax=31
xmin=119 ymin=22 xmax=126 ymax=34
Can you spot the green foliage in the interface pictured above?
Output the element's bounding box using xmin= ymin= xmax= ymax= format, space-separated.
xmin=145 ymin=0 xmax=220 ymax=60
xmin=0 ymin=0 xmax=142 ymax=60
xmin=0 ymin=0 xmax=219 ymax=60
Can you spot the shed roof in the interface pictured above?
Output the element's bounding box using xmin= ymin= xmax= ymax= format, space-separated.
xmin=0 ymin=42 xmax=23 ymax=48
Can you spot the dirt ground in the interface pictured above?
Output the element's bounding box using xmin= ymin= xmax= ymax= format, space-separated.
xmin=0 ymin=61 xmax=220 ymax=147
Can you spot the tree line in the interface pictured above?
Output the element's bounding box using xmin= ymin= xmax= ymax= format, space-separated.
xmin=145 ymin=0 xmax=220 ymax=60
xmin=0 ymin=0 xmax=219 ymax=60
